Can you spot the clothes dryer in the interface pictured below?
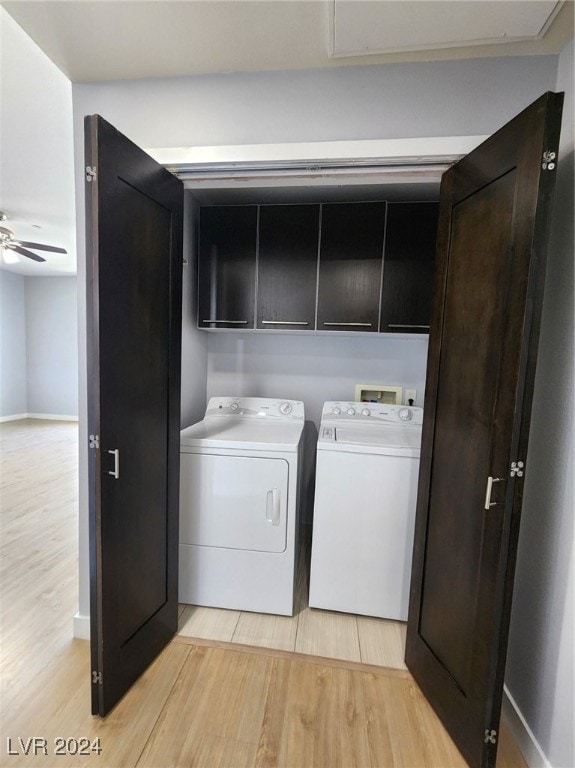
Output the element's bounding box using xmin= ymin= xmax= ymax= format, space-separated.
xmin=179 ymin=397 xmax=304 ymax=615
xmin=309 ymin=401 xmax=423 ymax=621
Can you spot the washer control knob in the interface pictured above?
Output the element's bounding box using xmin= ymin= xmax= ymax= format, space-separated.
xmin=347 ymin=407 xmax=356 ymax=416
xmin=230 ymin=402 xmax=240 ymax=412
xmin=399 ymin=408 xmax=413 ymax=421
xmin=361 ymin=408 xmax=371 ymax=417
xmin=332 ymin=407 xmax=342 ymax=416
xmin=279 ymin=401 xmax=293 ymax=415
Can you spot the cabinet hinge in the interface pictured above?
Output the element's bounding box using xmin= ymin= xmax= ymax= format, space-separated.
xmin=484 ymin=729 xmax=497 ymax=745
xmin=510 ymin=461 xmax=524 ymax=478
xmin=89 ymin=434 xmax=100 ymax=449
xmin=542 ymin=151 xmax=556 ymax=170
xmin=86 ymin=165 xmax=97 ymax=182
xmin=92 ymin=670 xmax=103 ymax=685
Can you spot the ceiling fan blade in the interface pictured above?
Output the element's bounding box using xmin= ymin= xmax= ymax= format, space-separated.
xmin=18 ymin=240 xmax=67 ymax=254
xmin=11 ymin=245 xmax=46 ymax=262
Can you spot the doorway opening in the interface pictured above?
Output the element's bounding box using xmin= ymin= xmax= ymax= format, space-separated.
xmin=169 ymin=144 xmax=457 ymax=669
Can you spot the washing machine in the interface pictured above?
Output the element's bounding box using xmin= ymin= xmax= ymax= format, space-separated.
xmin=309 ymin=401 xmax=423 ymax=621
xmin=179 ymin=396 xmax=305 ymax=616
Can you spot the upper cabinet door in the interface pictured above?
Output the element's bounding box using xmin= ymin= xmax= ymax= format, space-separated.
xmin=198 ymin=206 xmax=257 ymax=329
xmin=380 ymin=202 xmax=439 ymax=334
xmin=317 ymin=202 xmax=385 ymax=332
xmin=257 ymin=205 xmax=320 ymax=330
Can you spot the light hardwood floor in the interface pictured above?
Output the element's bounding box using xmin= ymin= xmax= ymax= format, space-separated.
xmin=0 ymin=420 xmax=527 ymax=768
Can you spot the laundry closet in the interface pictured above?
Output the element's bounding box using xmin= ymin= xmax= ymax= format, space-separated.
xmin=176 ymin=173 xmax=440 ymax=654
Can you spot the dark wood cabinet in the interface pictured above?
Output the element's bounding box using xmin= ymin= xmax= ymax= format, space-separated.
xmin=198 ymin=206 xmax=257 ymax=329
xmin=316 ymin=203 xmax=386 ymax=332
xmin=257 ymin=205 xmax=320 ymax=330
xmin=380 ymin=202 xmax=439 ymax=334
xmin=197 ymin=200 xmax=437 ymax=335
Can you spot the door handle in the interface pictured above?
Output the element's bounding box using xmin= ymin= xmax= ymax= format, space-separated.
xmin=108 ymin=449 xmax=120 ymax=480
xmin=266 ymin=489 xmax=280 ymax=525
xmin=484 ymin=475 xmax=503 ymax=509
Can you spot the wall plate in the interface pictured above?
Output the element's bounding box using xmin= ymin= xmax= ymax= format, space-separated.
xmin=354 ymin=384 xmax=403 ymax=405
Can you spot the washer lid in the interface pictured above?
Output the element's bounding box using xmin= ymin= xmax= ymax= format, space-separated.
xmin=181 ymin=418 xmax=304 ymax=452
xmin=319 ymin=424 xmax=422 ymax=457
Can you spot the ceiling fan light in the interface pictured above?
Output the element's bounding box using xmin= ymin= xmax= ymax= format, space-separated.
xmin=1 ymin=247 xmax=20 ymax=264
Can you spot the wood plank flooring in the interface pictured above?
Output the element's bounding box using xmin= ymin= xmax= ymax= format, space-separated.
xmin=0 ymin=420 xmax=79 ymax=714
xmin=0 ymin=420 xmax=527 ymax=768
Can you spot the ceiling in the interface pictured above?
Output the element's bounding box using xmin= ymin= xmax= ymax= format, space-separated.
xmin=0 ymin=1 xmax=572 ymax=277
xmin=1 ymin=1 xmax=571 ymax=82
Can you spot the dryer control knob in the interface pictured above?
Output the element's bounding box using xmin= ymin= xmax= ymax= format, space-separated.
xmin=230 ymin=402 xmax=240 ymax=412
xmin=361 ymin=408 xmax=371 ymax=417
xmin=399 ymin=408 xmax=412 ymax=421
xmin=347 ymin=407 xmax=356 ymax=416
xmin=332 ymin=407 xmax=342 ymax=416
xmin=279 ymin=402 xmax=293 ymax=415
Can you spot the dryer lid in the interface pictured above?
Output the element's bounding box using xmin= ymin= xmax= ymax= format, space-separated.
xmin=181 ymin=419 xmax=304 ymax=452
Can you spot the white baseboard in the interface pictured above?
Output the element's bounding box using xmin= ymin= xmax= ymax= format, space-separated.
xmin=502 ymin=685 xmax=551 ymax=768
xmin=73 ymin=612 xmax=90 ymax=640
xmin=27 ymin=413 xmax=79 ymax=421
xmin=0 ymin=413 xmax=78 ymax=422
xmin=0 ymin=413 xmax=28 ymax=422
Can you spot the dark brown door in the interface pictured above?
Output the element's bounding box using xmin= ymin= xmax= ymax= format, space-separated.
xmin=406 ymin=92 xmax=563 ymax=768
xmin=85 ymin=115 xmax=183 ymax=716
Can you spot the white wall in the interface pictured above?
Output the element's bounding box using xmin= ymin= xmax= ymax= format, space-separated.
xmin=0 ymin=7 xmax=76 ymax=274
xmin=0 ymin=270 xmax=27 ymax=418
xmin=0 ymin=272 xmax=78 ymax=419
xmin=72 ymin=56 xmax=557 ymax=149
xmin=25 ymin=277 xmax=78 ymax=417
xmin=0 ymin=10 xmax=78 ymax=418
xmin=205 ymin=333 xmax=428 ymax=427
xmin=504 ymin=40 xmax=574 ymax=768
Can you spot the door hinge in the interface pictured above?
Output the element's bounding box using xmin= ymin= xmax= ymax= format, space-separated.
xmin=92 ymin=670 xmax=103 ymax=685
xmin=86 ymin=165 xmax=97 ymax=182
xmin=89 ymin=434 xmax=100 ymax=449
xmin=542 ymin=151 xmax=556 ymax=170
xmin=510 ymin=461 xmax=524 ymax=478
xmin=484 ymin=729 xmax=497 ymax=744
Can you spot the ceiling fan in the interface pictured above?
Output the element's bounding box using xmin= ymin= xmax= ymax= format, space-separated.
xmin=0 ymin=211 xmax=67 ymax=263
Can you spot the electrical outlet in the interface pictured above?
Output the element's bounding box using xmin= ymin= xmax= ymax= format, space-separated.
xmin=405 ymin=389 xmax=417 ymax=405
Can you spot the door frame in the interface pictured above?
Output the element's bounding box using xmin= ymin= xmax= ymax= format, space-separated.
xmin=146 ymin=135 xmax=488 ymax=186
